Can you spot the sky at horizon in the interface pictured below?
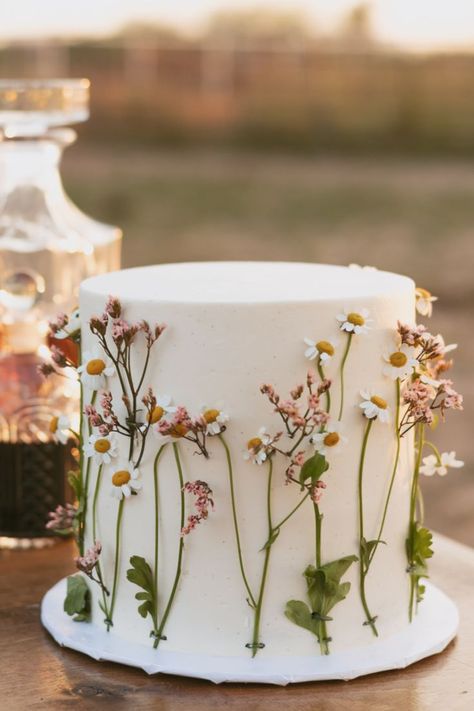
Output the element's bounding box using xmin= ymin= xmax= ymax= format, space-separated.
xmin=0 ymin=0 xmax=474 ymax=51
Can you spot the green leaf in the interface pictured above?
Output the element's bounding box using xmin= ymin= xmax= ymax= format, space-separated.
xmin=299 ymin=453 xmax=329 ymax=486
xmin=298 ymin=555 xmax=357 ymax=628
xmin=413 ymin=526 xmax=434 ymax=562
xmin=284 ymin=600 xmax=320 ymax=637
xmin=126 ymin=555 xmax=156 ymax=623
xmin=320 ymin=555 xmax=358 ymax=584
xmin=360 ymin=538 xmax=385 ymax=571
xmin=63 ymin=575 xmax=91 ymax=622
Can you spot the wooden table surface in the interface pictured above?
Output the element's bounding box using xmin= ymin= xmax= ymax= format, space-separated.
xmin=1 ymin=534 xmax=473 ymax=711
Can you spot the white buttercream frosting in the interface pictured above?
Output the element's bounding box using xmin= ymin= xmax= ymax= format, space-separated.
xmin=79 ymin=262 xmax=415 ymax=658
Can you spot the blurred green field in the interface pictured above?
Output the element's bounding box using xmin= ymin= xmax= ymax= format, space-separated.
xmin=64 ymin=145 xmax=473 ymax=544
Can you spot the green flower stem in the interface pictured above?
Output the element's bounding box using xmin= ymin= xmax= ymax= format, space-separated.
xmin=423 ymin=440 xmax=442 ymax=463
xmin=408 ymin=424 xmax=425 ymax=622
xmin=152 ymin=444 xmax=166 ymax=648
xmin=338 ymin=333 xmax=353 ymax=421
xmin=250 ymin=458 xmax=274 ymax=658
xmin=155 ymin=443 xmax=185 ymax=646
xmin=91 ymin=463 xmax=110 ymax=619
xmin=81 ymin=389 xmax=97 ymax=553
xmin=317 ymin=363 xmax=331 ymax=414
xmin=357 ymin=418 xmax=378 ymax=637
xmin=107 ymin=496 xmax=125 ymax=630
xmin=313 ymin=503 xmax=329 ymax=655
xmin=271 ymin=492 xmax=310 ymax=534
xmin=368 ymin=378 xmax=401 ymax=566
xmin=78 ymin=377 xmax=85 ymax=555
xmin=92 ymin=464 xmax=103 ymax=543
xmin=219 ymin=435 xmax=257 ymax=608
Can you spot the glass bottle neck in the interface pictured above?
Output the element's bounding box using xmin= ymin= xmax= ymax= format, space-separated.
xmin=0 ymin=129 xmax=75 ymax=193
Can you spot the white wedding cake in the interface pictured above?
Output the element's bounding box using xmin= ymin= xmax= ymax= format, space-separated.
xmin=41 ymin=262 xmax=463 ymax=683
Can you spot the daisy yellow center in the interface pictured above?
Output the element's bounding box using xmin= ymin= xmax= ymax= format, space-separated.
xmin=112 ymin=470 xmax=131 ymax=487
xmin=170 ymin=423 xmax=188 ymax=438
xmin=94 ymin=438 xmax=111 ymax=453
xmin=389 ymin=351 xmax=408 ymax=368
xmin=316 ymin=340 xmax=335 ymax=356
xmin=148 ymin=406 xmax=164 ymax=424
xmin=323 ymin=432 xmax=340 ymax=447
xmin=247 ymin=437 xmax=262 ymax=450
xmin=347 ymin=312 xmax=365 ymax=326
xmin=416 ymin=287 xmax=431 ymax=300
xmin=203 ymin=408 xmax=220 ymax=424
xmin=49 ymin=416 xmax=59 ymax=433
xmin=86 ymin=358 xmax=106 ymax=375
xmin=370 ymin=395 xmax=387 ymax=410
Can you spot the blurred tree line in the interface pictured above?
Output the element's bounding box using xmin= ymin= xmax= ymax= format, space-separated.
xmin=1 ymin=4 xmax=474 ymax=155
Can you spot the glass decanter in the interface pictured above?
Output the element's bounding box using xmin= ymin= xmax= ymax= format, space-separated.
xmin=0 ymin=79 xmax=122 ymax=548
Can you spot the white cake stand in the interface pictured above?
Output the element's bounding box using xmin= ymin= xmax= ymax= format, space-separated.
xmin=41 ymin=577 xmax=458 ymax=685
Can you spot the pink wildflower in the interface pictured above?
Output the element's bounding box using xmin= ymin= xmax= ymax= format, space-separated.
xmin=46 ymin=503 xmax=76 ymax=532
xmin=310 ymin=480 xmax=327 ymax=504
xmin=181 ymin=481 xmax=214 ymax=536
xmin=105 ymin=295 xmax=122 ymax=318
xmin=75 ymin=541 xmax=102 ymax=574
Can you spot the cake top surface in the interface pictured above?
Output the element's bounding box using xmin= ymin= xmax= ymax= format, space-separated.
xmin=81 ymin=261 xmax=414 ymax=304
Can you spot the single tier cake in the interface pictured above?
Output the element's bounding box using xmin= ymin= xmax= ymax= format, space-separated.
xmin=41 ymin=262 xmax=463 ymax=683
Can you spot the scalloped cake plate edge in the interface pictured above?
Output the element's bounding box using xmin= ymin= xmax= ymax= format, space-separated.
xmin=41 ymin=578 xmax=458 ymax=685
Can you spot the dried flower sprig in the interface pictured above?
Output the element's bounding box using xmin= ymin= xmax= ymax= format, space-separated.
xmin=181 ymin=480 xmax=215 ymax=536
xmin=46 ymin=503 xmax=77 ymax=535
xmin=74 ymin=541 xmax=109 ymax=597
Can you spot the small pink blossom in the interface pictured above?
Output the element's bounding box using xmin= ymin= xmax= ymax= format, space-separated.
xmin=46 ymin=503 xmax=76 ymax=532
xmin=75 ymin=541 xmax=102 ymax=574
xmin=181 ymin=481 xmax=214 ymax=536
xmin=290 ymin=384 xmax=304 ymax=400
xmin=48 ymin=312 xmax=68 ymax=334
xmin=398 ymin=322 xmax=427 ymax=347
xmin=310 ymin=480 xmax=327 ymax=504
xmin=105 ymin=295 xmax=122 ymax=318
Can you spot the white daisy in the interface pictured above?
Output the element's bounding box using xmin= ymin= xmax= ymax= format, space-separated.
xmin=55 ymin=307 xmax=81 ymax=339
xmin=420 ymin=451 xmax=464 ymax=477
xmin=303 ymin=337 xmax=338 ymax=365
xmin=110 ymin=463 xmax=142 ymax=499
xmin=383 ymin=343 xmax=419 ymax=381
xmin=49 ymin=415 xmax=71 ymax=444
xmin=415 ymin=288 xmax=437 ymax=318
xmin=83 ymin=433 xmax=118 ymax=465
xmin=243 ymin=426 xmax=272 ymax=465
xmin=145 ymin=394 xmax=177 ymax=427
xmin=310 ymin=421 xmax=347 ymax=456
xmin=336 ymin=307 xmax=372 ymax=335
xmin=431 ymin=333 xmax=457 ymax=356
xmin=78 ymin=349 xmax=115 ymax=390
xmin=201 ymin=406 xmax=230 ymax=435
xmin=359 ymin=389 xmax=391 ymax=423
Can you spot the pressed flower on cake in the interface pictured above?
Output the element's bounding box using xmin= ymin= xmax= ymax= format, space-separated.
xmin=146 ymin=394 xmax=177 ymax=424
xmin=201 ymin=406 xmax=230 ymax=435
xmin=420 ymin=451 xmax=464 ymax=477
xmin=243 ymin=426 xmax=276 ymax=465
xmin=415 ymin=287 xmax=437 ymax=317
xmin=78 ymin=349 xmax=115 ymax=389
xmin=84 ymin=433 xmax=118 ymax=465
xmin=337 ymin=307 xmax=372 ymax=335
xmin=303 ymin=337 xmax=338 ymax=365
xmin=110 ymin=463 xmax=142 ymax=499
xmin=383 ymin=344 xmax=418 ymax=381
xmin=311 ymin=421 xmax=347 ymax=456
xmin=49 ymin=414 xmax=71 ymax=444
xmin=359 ymin=389 xmax=390 ymax=423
